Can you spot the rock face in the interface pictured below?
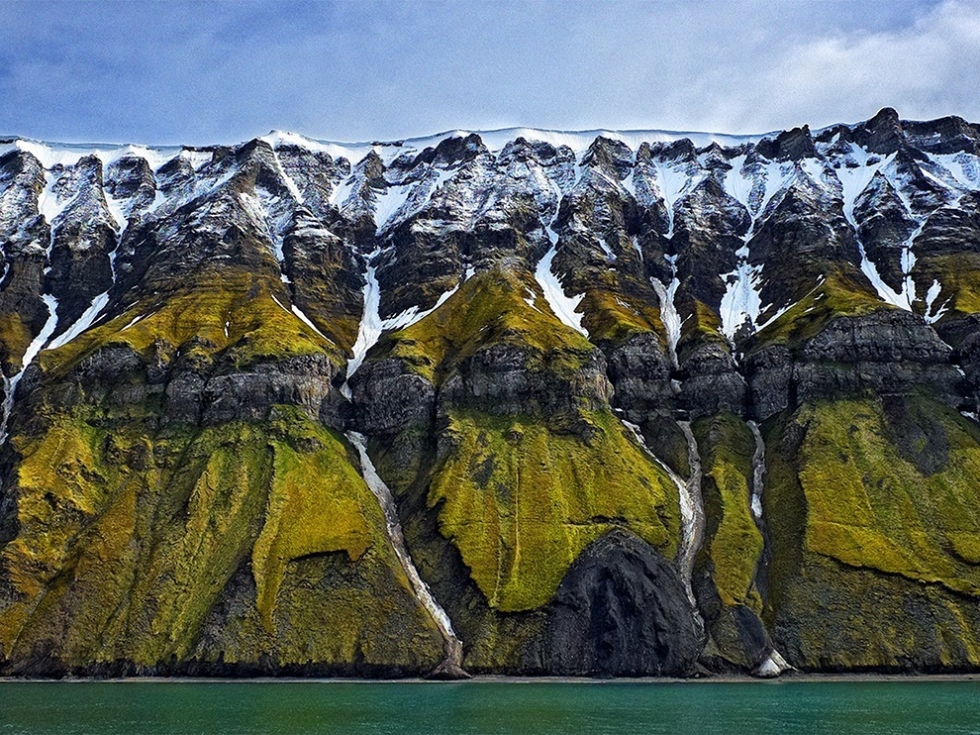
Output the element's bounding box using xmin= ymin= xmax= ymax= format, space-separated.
xmin=539 ymin=530 xmax=700 ymax=677
xmin=3 ymin=111 xmax=980 ymax=676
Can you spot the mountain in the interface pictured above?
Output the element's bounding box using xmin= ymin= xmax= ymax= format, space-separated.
xmin=2 ymin=108 xmax=980 ymax=677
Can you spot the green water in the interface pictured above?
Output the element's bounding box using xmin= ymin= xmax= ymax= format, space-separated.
xmin=0 ymin=680 xmax=978 ymax=734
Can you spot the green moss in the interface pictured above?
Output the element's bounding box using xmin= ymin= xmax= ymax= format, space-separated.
xmin=251 ymin=432 xmax=374 ymax=632
xmin=40 ymin=272 xmax=342 ymax=379
xmin=693 ymin=413 xmax=764 ymax=610
xmin=427 ymin=408 xmax=679 ymax=612
xmin=678 ymin=298 xmax=729 ymax=350
xmin=0 ymin=407 xmax=442 ymax=670
xmin=579 ymin=288 xmax=664 ymax=347
xmin=380 ymin=267 xmax=594 ymax=385
xmin=753 ymin=268 xmax=889 ymax=349
xmin=0 ymin=311 xmax=33 ymax=372
xmin=788 ymin=396 xmax=980 ymax=595
xmin=762 ymin=394 xmax=980 ymax=669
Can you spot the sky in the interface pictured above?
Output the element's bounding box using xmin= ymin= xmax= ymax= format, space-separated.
xmin=1 ymin=0 xmax=978 ymax=146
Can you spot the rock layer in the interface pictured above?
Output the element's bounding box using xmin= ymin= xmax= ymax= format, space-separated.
xmin=2 ymin=111 xmax=980 ymax=675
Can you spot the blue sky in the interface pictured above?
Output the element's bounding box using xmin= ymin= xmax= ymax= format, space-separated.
xmin=1 ymin=0 xmax=978 ymax=145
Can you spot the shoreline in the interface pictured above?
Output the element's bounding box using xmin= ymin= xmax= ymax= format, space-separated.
xmin=2 ymin=672 xmax=979 ymax=684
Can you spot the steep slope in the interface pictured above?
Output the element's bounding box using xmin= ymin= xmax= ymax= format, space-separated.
xmin=2 ymin=109 xmax=980 ymax=676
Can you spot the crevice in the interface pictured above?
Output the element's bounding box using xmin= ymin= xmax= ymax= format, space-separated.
xmin=746 ymin=419 xmax=793 ymax=678
xmin=346 ymin=430 xmax=468 ymax=679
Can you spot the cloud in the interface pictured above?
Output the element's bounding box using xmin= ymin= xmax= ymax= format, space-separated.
xmin=0 ymin=0 xmax=976 ymax=143
xmin=701 ymin=0 xmax=980 ymax=131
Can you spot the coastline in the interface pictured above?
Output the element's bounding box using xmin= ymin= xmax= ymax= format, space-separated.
xmin=2 ymin=672 xmax=979 ymax=684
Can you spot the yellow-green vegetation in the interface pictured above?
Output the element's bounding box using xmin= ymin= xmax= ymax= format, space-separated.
xmin=427 ymin=408 xmax=680 ymax=612
xmin=754 ymin=268 xmax=888 ymax=348
xmin=911 ymin=253 xmax=980 ymax=319
xmin=0 ymin=311 xmax=32 ymax=372
xmin=382 ymin=267 xmax=593 ymax=385
xmin=693 ymin=413 xmax=764 ymax=610
xmin=676 ymin=297 xmax=730 ymax=358
xmin=40 ymin=271 xmax=342 ymax=378
xmin=251 ymin=423 xmax=374 ymax=631
xmin=787 ymin=396 xmax=980 ymax=594
xmin=578 ymin=289 xmax=664 ymax=346
xmin=0 ymin=406 xmax=442 ymax=670
xmin=762 ymin=394 xmax=980 ymax=669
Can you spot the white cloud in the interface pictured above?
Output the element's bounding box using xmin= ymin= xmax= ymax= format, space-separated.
xmin=715 ymin=0 xmax=980 ymax=131
xmin=1 ymin=0 xmax=978 ymax=143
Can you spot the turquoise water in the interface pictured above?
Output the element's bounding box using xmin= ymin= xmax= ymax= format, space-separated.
xmin=0 ymin=679 xmax=978 ymax=734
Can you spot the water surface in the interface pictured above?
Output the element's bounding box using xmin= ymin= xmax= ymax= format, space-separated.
xmin=1 ymin=679 xmax=978 ymax=734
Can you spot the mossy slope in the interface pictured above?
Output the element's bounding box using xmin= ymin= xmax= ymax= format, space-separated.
xmin=0 ymin=407 xmax=442 ymax=673
xmin=429 ymin=408 xmax=679 ymax=613
xmin=764 ymin=394 xmax=980 ymax=669
xmin=692 ymin=412 xmax=770 ymax=670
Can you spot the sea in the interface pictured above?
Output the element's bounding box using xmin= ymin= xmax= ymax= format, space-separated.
xmin=1 ymin=678 xmax=978 ymax=734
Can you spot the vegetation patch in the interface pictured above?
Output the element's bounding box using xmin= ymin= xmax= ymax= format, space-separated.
xmin=693 ymin=412 xmax=764 ymax=609
xmin=427 ymin=407 xmax=680 ymax=612
xmin=381 ymin=266 xmax=594 ymax=385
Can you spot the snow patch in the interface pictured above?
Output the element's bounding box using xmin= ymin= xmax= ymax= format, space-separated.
xmin=291 ymin=304 xmax=331 ymax=342
xmin=46 ymin=291 xmax=110 ymax=350
xmin=719 ymin=240 xmax=763 ymax=341
xmin=650 ymin=259 xmax=681 ymax=369
xmin=534 ymin=238 xmax=588 ymax=338
xmin=1 ymin=294 xmax=60 ymax=445
xmin=924 ymin=279 xmax=950 ymax=324
xmin=381 ymin=282 xmax=459 ymax=332
xmin=346 ymin=430 xmax=463 ymax=671
xmin=343 ymin=250 xmax=383 ymax=392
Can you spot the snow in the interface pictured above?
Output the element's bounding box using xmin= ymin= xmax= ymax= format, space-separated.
xmin=46 ymin=291 xmax=109 ymax=350
xmin=924 ymin=279 xmax=950 ymax=324
xmin=260 ymin=130 xmax=374 ymax=167
xmin=719 ymin=241 xmax=763 ymax=341
xmin=120 ymin=313 xmax=146 ymax=331
xmin=856 ymin=238 xmax=913 ymax=311
xmin=932 ymin=153 xmax=980 ymax=189
xmin=343 ymin=249 xmax=383 ymax=389
xmin=329 ymin=174 xmax=357 ymax=207
xmin=464 ymin=126 xmax=769 ymax=156
xmin=651 ymin=159 xmax=701 ymax=236
xmin=238 ymin=190 xmax=290 ymax=265
xmin=650 ymin=257 xmax=681 ymax=368
xmin=291 ymin=304 xmax=331 ymax=342
xmin=620 ymin=169 xmax=637 ymax=200
xmin=756 ymin=160 xmax=793 ymax=218
xmin=381 ymin=282 xmax=459 ymax=332
xmin=270 ymin=293 xmax=291 ymax=316
xmin=835 ymin=149 xmax=892 ymax=222
xmin=747 ymin=421 xmax=766 ymax=523
xmin=1 ymin=293 xmax=60 ymax=444
xmin=25 ymin=294 xmax=60 ymax=365
xmin=534 ymin=236 xmax=588 ymax=338
xmin=1 ymin=138 xmax=182 ymax=175
xmin=36 ymin=168 xmax=75 ymax=236
xmin=372 ymin=183 xmax=414 ymax=233
xmin=598 ymin=236 xmax=616 ymax=262
xmin=271 ymin=149 xmax=305 ymax=204
xmin=346 ymin=430 xmax=460 ymax=646
xmin=102 ymin=184 xmax=129 ymax=233
xmin=721 ymin=155 xmax=752 ymax=210
xmin=754 ymin=650 xmax=792 ymax=678
xmin=622 ymin=419 xmax=704 ymax=618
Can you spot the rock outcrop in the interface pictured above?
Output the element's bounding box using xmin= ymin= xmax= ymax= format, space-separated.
xmin=2 ymin=111 xmax=980 ymax=676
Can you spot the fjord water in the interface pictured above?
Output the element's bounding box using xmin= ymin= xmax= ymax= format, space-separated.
xmin=1 ymin=680 xmax=978 ymax=734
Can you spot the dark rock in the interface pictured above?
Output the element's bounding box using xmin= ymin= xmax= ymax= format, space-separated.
xmin=537 ymin=529 xmax=701 ymax=677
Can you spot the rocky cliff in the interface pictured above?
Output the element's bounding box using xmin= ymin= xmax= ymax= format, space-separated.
xmin=3 ymin=109 xmax=980 ymax=676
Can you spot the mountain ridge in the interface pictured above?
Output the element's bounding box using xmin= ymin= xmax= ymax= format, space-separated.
xmin=2 ymin=107 xmax=980 ymax=677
